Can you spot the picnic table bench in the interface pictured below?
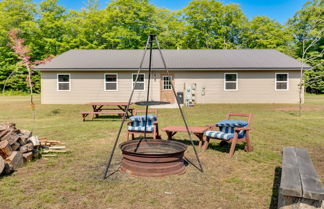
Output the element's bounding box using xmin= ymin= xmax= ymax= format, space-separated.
xmin=279 ymin=147 xmax=324 ymax=208
xmin=81 ymin=111 xmax=126 ymax=121
xmin=162 ymin=126 xmax=208 ymax=148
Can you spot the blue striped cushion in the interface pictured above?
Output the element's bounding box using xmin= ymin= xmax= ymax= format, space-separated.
xmin=128 ymin=125 xmax=155 ymax=132
xmin=129 ymin=114 xmax=157 ymax=127
xmin=205 ymin=131 xmax=245 ymax=140
xmin=216 ymin=120 xmax=248 ymax=128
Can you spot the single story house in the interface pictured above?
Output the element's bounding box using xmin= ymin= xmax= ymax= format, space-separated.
xmin=35 ymin=49 xmax=310 ymax=104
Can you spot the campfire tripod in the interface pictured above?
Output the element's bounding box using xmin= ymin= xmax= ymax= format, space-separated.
xmin=102 ymin=34 xmax=203 ymax=179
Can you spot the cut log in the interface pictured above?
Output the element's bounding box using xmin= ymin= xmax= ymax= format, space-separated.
xmin=0 ymin=140 xmax=12 ymax=159
xmin=19 ymin=129 xmax=32 ymax=140
xmin=41 ymin=141 xmax=62 ymax=146
xmin=22 ymin=152 xmax=33 ymax=162
xmin=0 ymin=130 xmax=13 ymax=142
xmin=19 ymin=143 xmax=34 ymax=153
xmin=0 ymin=123 xmax=15 ymax=135
xmin=0 ymin=129 xmax=10 ymax=139
xmin=0 ymin=122 xmax=15 ymax=129
xmin=0 ymin=156 xmax=4 ymax=174
xmin=49 ymin=146 xmax=66 ymax=150
xmin=28 ymin=136 xmax=40 ymax=146
xmin=6 ymin=151 xmax=23 ymax=170
xmin=11 ymin=142 xmax=21 ymax=151
xmin=17 ymin=137 xmax=27 ymax=145
xmin=8 ymin=134 xmax=20 ymax=145
xmin=43 ymin=150 xmax=68 ymax=153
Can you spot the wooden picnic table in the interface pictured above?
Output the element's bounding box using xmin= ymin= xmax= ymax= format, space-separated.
xmin=82 ymin=102 xmax=134 ymax=121
xmin=88 ymin=102 xmax=133 ymax=115
xmin=162 ymin=126 xmax=208 ymax=148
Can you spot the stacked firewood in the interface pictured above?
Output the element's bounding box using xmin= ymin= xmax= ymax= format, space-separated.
xmin=0 ymin=123 xmax=40 ymax=175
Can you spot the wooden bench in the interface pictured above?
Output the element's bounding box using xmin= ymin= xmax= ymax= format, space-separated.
xmin=81 ymin=112 xmax=125 ymax=121
xmin=279 ymin=147 xmax=324 ymax=208
xmin=162 ymin=126 xmax=208 ymax=148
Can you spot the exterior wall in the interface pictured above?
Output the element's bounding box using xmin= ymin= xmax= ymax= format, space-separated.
xmin=41 ymin=71 xmax=160 ymax=104
xmin=173 ymin=71 xmax=302 ymax=104
xmin=41 ymin=70 xmax=303 ymax=104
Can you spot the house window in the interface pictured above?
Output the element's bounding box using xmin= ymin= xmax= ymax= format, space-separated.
xmin=57 ymin=74 xmax=70 ymax=91
xmin=163 ymin=76 xmax=172 ymax=90
xmin=275 ymin=73 xmax=289 ymax=90
xmin=104 ymin=73 xmax=118 ymax=91
xmin=224 ymin=73 xmax=238 ymax=91
xmin=132 ymin=73 xmax=145 ymax=91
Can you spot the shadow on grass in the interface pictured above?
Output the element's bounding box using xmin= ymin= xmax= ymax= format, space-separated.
xmin=83 ymin=115 xmax=124 ymax=122
xmin=172 ymin=138 xmax=245 ymax=153
xmin=269 ymin=166 xmax=282 ymax=209
xmin=208 ymin=141 xmax=245 ymax=153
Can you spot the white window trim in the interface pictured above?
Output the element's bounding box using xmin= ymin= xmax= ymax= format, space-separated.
xmin=57 ymin=73 xmax=71 ymax=91
xmin=132 ymin=73 xmax=145 ymax=91
xmin=104 ymin=73 xmax=118 ymax=92
xmin=275 ymin=72 xmax=289 ymax=91
xmin=224 ymin=73 xmax=238 ymax=91
xmin=162 ymin=75 xmax=172 ymax=90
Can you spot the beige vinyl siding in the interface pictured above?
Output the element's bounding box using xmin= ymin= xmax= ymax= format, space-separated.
xmin=41 ymin=70 xmax=302 ymax=104
xmin=173 ymin=71 xmax=302 ymax=104
xmin=41 ymin=71 xmax=160 ymax=104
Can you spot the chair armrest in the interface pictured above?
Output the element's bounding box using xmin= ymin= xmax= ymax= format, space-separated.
xmin=207 ymin=124 xmax=216 ymax=130
xmin=234 ymin=127 xmax=251 ymax=131
xmin=127 ymin=121 xmax=132 ymax=126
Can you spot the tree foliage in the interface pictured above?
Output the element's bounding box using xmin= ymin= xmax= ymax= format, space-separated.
xmin=288 ymin=0 xmax=324 ymax=93
xmin=0 ymin=0 xmax=323 ymax=93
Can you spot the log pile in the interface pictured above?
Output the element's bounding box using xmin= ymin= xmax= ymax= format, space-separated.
xmin=0 ymin=122 xmax=40 ymax=175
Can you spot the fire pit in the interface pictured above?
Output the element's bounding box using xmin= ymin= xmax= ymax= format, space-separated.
xmin=119 ymin=139 xmax=187 ymax=177
xmin=102 ymin=35 xmax=203 ymax=180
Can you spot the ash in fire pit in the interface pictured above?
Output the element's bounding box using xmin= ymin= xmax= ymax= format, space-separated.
xmin=119 ymin=139 xmax=187 ymax=177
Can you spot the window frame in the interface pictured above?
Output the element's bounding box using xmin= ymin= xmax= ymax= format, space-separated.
xmin=132 ymin=73 xmax=145 ymax=91
xmin=162 ymin=75 xmax=173 ymax=90
xmin=224 ymin=73 xmax=238 ymax=91
xmin=57 ymin=73 xmax=71 ymax=92
xmin=104 ymin=73 xmax=118 ymax=92
xmin=275 ymin=72 xmax=289 ymax=91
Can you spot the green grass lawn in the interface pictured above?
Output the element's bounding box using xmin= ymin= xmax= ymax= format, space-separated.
xmin=0 ymin=95 xmax=323 ymax=209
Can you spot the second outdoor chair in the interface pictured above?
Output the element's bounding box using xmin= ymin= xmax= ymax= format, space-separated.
xmin=203 ymin=113 xmax=253 ymax=157
xmin=127 ymin=109 xmax=161 ymax=140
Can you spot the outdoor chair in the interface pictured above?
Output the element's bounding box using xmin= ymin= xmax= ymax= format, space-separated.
xmin=126 ymin=109 xmax=161 ymax=140
xmin=203 ymin=113 xmax=253 ymax=157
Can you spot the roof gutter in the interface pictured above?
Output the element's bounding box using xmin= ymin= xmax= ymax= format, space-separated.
xmin=35 ymin=67 xmax=310 ymax=71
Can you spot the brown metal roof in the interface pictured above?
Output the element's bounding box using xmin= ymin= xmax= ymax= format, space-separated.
xmin=35 ymin=49 xmax=310 ymax=71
